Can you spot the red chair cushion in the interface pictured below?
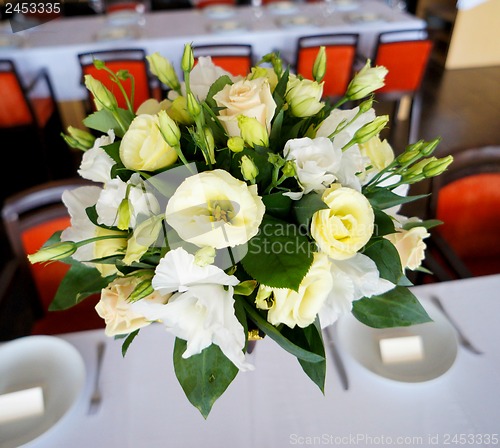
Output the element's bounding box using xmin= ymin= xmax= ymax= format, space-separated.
xmin=0 ymin=72 xmax=33 ymax=127
xmin=297 ymin=45 xmax=356 ymax=97
xmin=376 ymin=40 xmax=432 ymax=93
xmin=436 ymin=173 xmax=500 ymax=276
xmin=22 ymin=215 xmax=105 ymax=333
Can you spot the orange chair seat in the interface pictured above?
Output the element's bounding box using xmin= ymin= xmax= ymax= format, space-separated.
xmin=436 ymin=173 xmax=500 ymax=276
xmin=196 ymin=56 xmax=251 ymax=77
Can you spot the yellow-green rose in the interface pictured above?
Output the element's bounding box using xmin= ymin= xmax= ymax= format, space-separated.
xmin=256 ymin=252 xmax=333 ymax=328
xmin=359 ymin=135 xmax=394 ymax=171
xmin=95 ymin=276 xmax=169 ymax=337
xmin=213 ymin=77 xmax=276 ymax=138
xmin=311 ymin=184 xmax=374 ymax=260
xmin=286 ymin=75 xmax=324 ymax=118
xmin=119 ymin=114 xmax=178 ymax=171
xmin=385 ymin=226 xmax=429 ymax=270
xmin=165 ymin=169 xmax=265 ymax=249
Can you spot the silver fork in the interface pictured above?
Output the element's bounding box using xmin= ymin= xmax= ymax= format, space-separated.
xmin=88 ymin=341 xmax=106 ymax=414
xmin=430 ymin=295 xmax=483 ymax=355
xmin=323 ymin=326 xmax=349 ymax=391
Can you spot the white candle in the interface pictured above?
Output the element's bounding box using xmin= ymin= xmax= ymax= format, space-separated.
xmin=379 ymin=335 xmax=424 ymax=364
xmin=0 ymin=387 xmax=45 ymax=424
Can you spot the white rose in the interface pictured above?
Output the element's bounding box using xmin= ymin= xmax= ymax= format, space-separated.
xmin=385 ymin=226 xmax=430 ymax=270
xmin=96 ymin=276 xmax=169 ymax=337
xmin=213 ymin=77 xmax=276 ymax=137
xmin=311 ymin=184 xmax=374 ymax=260
xmin=119 ymin=114 xmax=178 ymax=172
xmin=256 ymin=252 xmax=333 ymax=329
xmin=165 ymin=169 xmax=265 ymax=249
xmin=284 ymin=137 xmax=341 ymax=195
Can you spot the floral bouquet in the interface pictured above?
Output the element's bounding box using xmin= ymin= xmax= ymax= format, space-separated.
xmin=29 ymin=44 xmax=452 ymax=418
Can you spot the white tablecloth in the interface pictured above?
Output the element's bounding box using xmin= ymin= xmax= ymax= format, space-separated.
xmin=0 ymin=1 xmax=424 ymax=101
xmin=21 ymin=274 xmax=500 ymax=448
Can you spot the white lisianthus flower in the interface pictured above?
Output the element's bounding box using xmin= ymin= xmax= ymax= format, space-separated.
xmin=131 ymin=248 xmax=253 ymax=371
xmin=256 ymin=252 xmax=333 ymax=329
xmin=359 ymin=135 xmax=395 ymax=172
xmin=60 ymin=186 xmax=127 ymax=277
xmin=123 ymin=214 xmax=164 ymax=266
xmin=283 ymin=137 xmax=341 ymax=198
xmin=311 ymin=184 xmax=374 ymax=260
xmin=96 ymin=276 xmax=170 ymax=337
xmin=135 ymin=98 xmax=170 ymax=115
xmin=319 ymin=253 xmax=394 ymax=327
xmin=96 ymin=173 xmax=160 ymax=229
xmin=165 ymin=169 xmax=265 ymax=249
xmin=385 ymin=226 xmax=430 ymax=271
xmin=286 ymin=75 xmax=324 ymax=118
xmin=188 ymin=56 xmax=240 ymax=100
xmin=78 ymin=129 xmax=115 ymax=183
xmin=213 ymin=77 xmax=276 ymax=138
xmin=119 ymin=114 xmax=178 ymax=172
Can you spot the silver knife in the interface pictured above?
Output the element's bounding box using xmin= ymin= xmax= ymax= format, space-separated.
xmin=324 ymin=326 xmax=349 ymax=391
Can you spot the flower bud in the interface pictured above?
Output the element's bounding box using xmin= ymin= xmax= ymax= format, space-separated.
xmin=423 ymin=155 xmax=453 ymax=178
xmin=268 ymin=152 xmax=285 ymax=168
xmin=282 ymin=160 xmax=296 ymax=178
xmin=397 ymin=147 xmax=421 ymax=165
xmin=345 ymin=60 xmax=388 ymax=100
xmin=204 ymin=127 xmax=215 ymax=164
xmin=238 ymin=115 xmax=269 ymax=148
xmin=240 ymin=155 xmax=259 ymax=184
xmin=186 ymin=92 xmax=201 ymax=118
xmin=350 ymin=115 xmax=389 ymax=146
xmin=84 ymin=75 xmax=118 ymax=111
xmin=420 ymin=137 xmax=442 ymax=157
xmin=181 ymin=43 xmax=194 ymax=73
xmin=128 ymin=276 xmax=155 ymax=302
xmin=93 ymin=59 xmax=106 ymax=70
xmin=402 ymin=157 xmax=436 ymax=183
xmin=158 ymin=110 xmax=181 ymax=147
xmin=227 ymin=136 xmax=245 ymax=153
xmin=116 ymin=69 xmax=131 ymax=82
xmin=28 ymin=242 xmax=77 ymax=263
xmin=146 ymin=52 xmax=181 ymax=92
xmin=194 ymin=246 xmax=216 ymax=267
xmin=358 ymin=96 xmax=374 ymax=114
xmin=313 ymin=46 xmax=327 ymax=83
xmin=67 ymin=126 xmax=95 ymax=149
xmin=117 ymin=198 xmax=131 ymax=230
xmin=286 ymin=76 xmax=324 ymax=118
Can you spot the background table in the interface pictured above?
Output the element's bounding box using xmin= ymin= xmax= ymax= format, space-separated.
xmin=1 ymin=1 xmax=425 ymax=104
xmin=19 ymin=274 xmax=500 ymax=447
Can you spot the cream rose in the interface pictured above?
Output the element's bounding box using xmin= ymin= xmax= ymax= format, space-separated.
xmin=95 ymin=276 xmax=170 ymax=337
xmin=256 ymin=252 xmax=333 ymax=329
xmin=119 ymin=114 xmax=178 ymax=172
xmin=286 ymin=75 xmax=324 ymax=118
xmin=165 ymin=169 xmax=265 ymax=249
xmin=385 ymin=226 xmax=430 ymax=270
xmin=213 ymin=77 xmax=276 ymax=137
xmin=311 ymin=184 xmax=374 ymax=260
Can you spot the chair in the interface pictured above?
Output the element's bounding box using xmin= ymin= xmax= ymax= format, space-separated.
xmin=0 ymin=60 xmax=75 ymax=197
xmin=192 ymin=44 xmax=253 ymax=77
xmin=78 ymin=48 xmax=159 ymax=113
xmin=421 ymin=145 xmax=500 ymax=281
xmin=295 ymin=33 xmax=359 ymax=99
xmin=0 ymin=178 xmax=105 ymax=337
xmin=192 ymin=0 xmax=236 ymax=9
xmin=370 ymin=29 xmax=433 ymax=146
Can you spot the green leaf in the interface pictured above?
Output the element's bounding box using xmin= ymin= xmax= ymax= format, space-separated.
xmin=292 ymin=192 xmax=328 ymax=230
xmin=238 ymin=297 xmax=324 ymax=363
xmin=352 ymin=286 xmax=432 ymax=328
xmin=262 ymin=192 xmax=292 ymax=220
xmin=364 ymin=187 xmax=428 ymax=210
xmin=173 ymin=338 xmax=238 ymax=419
xmin=205 ymin=75 xmax=233 ymax=109
xmin=403 ymin=219 xmax=443 ymax=231
xmin=363 ymin=238 xmax=405 ymax=285
xmin=373 ymin=208 xmax=396 ymax=236
xmin=282 ymin=319 xmax=326 ymax=393
xmin=121 ymin=329 xmax=140 ymax=357
xmin=83 ymin=108 xmax=133 ymax=138
xmin=241 ymin=215 xmax=314 ymax=291
xmin=49 ymin=262 xmax=112 ymax=311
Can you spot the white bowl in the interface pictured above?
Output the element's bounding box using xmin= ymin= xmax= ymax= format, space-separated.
xmin=0 ymin=336 xmax=85 ymax=448
xmin=336 ymin=300 xmax=459 ymax=383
